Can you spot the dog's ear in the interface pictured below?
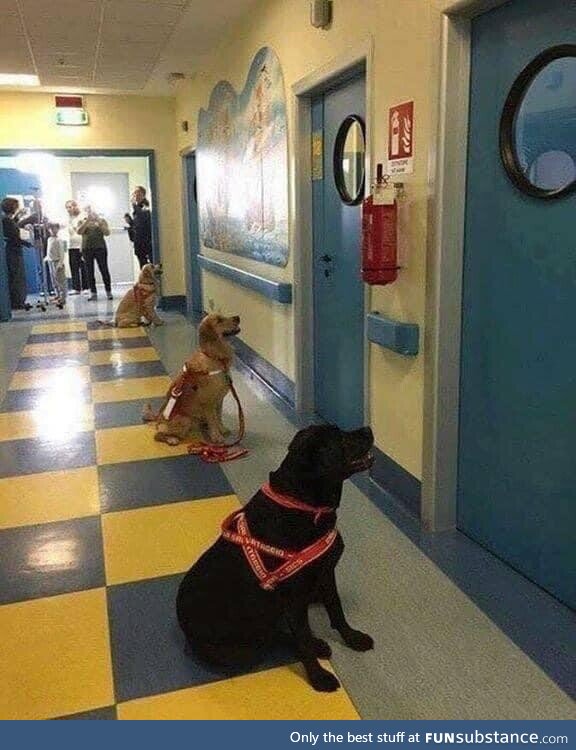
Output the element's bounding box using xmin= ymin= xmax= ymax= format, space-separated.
xmin=198 ymin=316 xmax=218 ymax=345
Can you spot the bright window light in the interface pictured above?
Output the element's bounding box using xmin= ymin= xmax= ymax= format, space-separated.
xmin=14 ymin=152 xmax=58 ymax=175
xmin=78 ymin=185 xmax=116 ymax=216
xmin=0 ymin=74 xmax=40 ymax=86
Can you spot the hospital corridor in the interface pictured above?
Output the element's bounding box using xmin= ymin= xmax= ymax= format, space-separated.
xmin=0 ymin=0 xmax=574 ymax=723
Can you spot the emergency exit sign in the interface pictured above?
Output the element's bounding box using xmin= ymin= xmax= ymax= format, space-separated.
xmin=55 ymin=95 xmax=89 ymax=126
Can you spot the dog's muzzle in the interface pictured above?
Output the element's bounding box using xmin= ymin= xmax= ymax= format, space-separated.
xmin=348 ymin=450 xmax=374 ymax=473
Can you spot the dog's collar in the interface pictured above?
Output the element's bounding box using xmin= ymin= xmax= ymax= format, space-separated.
xmin=200 ymin=349 xmax=232 ymax=371
xmin=261 ymin=482 xmax=334 ymax=524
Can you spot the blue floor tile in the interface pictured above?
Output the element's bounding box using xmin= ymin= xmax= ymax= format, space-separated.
xmin=89 ymin=337 xmax=151 ymax=352
xmin=98 ymin=455 xmax=233 ymax=513
xmin=0 ymin=516 xmax=105 ymax=605
xmin=0 ymin=386 xmax=91 ymax=414
xmin=16 ymin=354 xmax=89 ymax=371
xmin=98 ymin=456 xmax=233 ymax=512
xmin=27 ymin=332 xmax=87 ymax=344
xmin=107 ymin=574 xmax=295 ymax=703
xmin=90 ymin=360 xmax=166 ymax=382
xmin=56 ymin=706 xmax=117 ymax=720
xmin=94 ymin=398 xmax=165 ymax=430
xmin=0 ymin=431 xmax=96 ymax=478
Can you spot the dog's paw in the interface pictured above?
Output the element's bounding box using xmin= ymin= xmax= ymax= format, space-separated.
xmin=312 ymin=638 xmax=332 ymax=659
xmin=342 ymin=629 xmax=374 ymax=652
xmin=155 ymin=433 xmax=181 ymax=446
xmin=309 ymin=667 xmax=340 ymax=693
xmin=208 ymin=433 xmax=225 ymax=445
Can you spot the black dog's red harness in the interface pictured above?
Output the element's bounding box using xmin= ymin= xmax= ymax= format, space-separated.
xmin=221 ymin=483 xmax=337 ymax=590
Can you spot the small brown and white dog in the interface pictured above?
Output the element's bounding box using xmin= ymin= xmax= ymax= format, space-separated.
xmin=145 ymin=313 xmax=241 ymax=445
xmin=114 ymin=263 xmax=163 ymax=327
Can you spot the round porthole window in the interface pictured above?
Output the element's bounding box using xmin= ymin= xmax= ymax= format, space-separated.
xmin=500 ymin=45 xmax=576 ymax=198
xmin=333 ymin=115 xmax=366 ymax=205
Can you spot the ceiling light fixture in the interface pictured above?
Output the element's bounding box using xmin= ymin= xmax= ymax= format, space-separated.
xmin=0 ymin=73 xmax=40 ymax=86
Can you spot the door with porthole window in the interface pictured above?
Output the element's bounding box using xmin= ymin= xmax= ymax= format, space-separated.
xmin=311 ymin=73 xmax=366 ymax=429
xmin=459 ymin=0 xmax=576 ymax=608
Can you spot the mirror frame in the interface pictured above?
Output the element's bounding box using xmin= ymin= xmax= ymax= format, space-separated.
xmin=500 ymin=44 xmax=576 ymax=200
xmin=333 ymin=114 xmax=366 ymax=205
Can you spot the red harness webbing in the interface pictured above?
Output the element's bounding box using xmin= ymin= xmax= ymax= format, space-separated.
xmin=157 ymin=352 xmax=247 ymax=462
xmin=220 ymin=485 xmax=337 ymax=590
xmin=260 ymin=482 xmax=333 ymax=524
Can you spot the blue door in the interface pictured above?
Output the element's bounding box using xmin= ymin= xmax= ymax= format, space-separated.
xmin=312 ymin=74 xmax=366 ymax=429
xmin=459 ymin=0 xmax=576 ymax=608
xmin=184 ymin=153 xmax=203 ymax=315
xmin=0 ymin=168 xmax=42 ymax=320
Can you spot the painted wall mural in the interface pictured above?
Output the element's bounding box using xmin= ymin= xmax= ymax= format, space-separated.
xmin=197 ymin=47 xmax=289 ymax=267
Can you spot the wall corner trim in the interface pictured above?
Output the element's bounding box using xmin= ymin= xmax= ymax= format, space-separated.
xmin=367 ymin=312 xmax=419 ymax=356
xmin=198 ymin=255 xmax=293 ymax=304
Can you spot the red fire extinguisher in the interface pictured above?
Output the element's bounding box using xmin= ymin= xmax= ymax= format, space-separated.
xmin=361 ymin=164 xmax=401 ymax=285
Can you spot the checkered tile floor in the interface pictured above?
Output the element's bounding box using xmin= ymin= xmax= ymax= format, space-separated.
xmin=0 ymin=321 xmax=359 ymax=720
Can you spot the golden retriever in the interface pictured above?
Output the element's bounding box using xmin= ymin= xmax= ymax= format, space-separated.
xmin=147 ymin=313 xmax=241 ymax=445
xmin=115 ymin=263 xmax=163 ymax=327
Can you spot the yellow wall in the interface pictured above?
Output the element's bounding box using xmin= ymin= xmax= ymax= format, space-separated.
xmin=175 ymin=0 xmax=437 ymax=478
xmin=0 ymin=92 xmax=183 ymax=295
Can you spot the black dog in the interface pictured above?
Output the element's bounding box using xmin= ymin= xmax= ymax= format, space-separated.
xmin=176 ymin=424 xmax=375 ymax=692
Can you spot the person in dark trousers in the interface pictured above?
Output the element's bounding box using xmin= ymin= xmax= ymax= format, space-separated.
xmin=131 ymin=186 xmax=153 ymax=269
xmin=1 ymin=197 xmax=32 ymax=310
xmin=65 ymin=200 xmax=88 ymax=295
xmin=77 ymin=206 xmax=113 ymax=300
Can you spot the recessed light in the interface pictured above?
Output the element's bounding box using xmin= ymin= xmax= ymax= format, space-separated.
xmin=0 ymin=74 xmax=40 ymax=86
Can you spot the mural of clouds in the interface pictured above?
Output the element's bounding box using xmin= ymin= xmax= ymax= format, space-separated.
xmin=197 ymin=47 xmax=289 ymax=267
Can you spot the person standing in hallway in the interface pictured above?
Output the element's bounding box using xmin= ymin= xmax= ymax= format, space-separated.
xmin=131 ymin=186 xmax=153 ymax=269
xmin=65 ymin=200 xmax=88 ymax=295
xmin=78 ymin=206 xmax=113 ymax=300
xmin=1 ymin=197 xmax=32 ymax=310
xmin=45 ymin=223 xmax=67 ymax=307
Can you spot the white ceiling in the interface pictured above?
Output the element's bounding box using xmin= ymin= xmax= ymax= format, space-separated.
xmin=1 ymin=0 xmax=260 ymax=96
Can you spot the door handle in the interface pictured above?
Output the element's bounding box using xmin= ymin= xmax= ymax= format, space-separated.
xmin=321 ymin=254 xmax=333 ymax=263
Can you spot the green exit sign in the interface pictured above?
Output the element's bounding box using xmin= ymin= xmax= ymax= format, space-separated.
xmin=56 ymin=108 xmax=89 ymax=126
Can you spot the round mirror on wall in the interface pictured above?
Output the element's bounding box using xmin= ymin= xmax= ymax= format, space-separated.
xmin=333 ymin=115 xmax=366 ymax=205
xmin=500 ymin=45 xmax=576 ymax=198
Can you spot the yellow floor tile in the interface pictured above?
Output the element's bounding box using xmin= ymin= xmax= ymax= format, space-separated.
xmin=95 ymin=422 xmax=190 ymax=464
xmin=0 ymin=467 xmax=99 ymax=529
xmin=0 ymin=589 xmax=114 ymax=720
xmin=88 ymin=327 xmax=147 ymax=341
xmin=118 ymin=663 xmax=360 ymax=720
xmin=89 ymin=347 xmax=160 ymax=366
xmin=102 ymin=495 xmax=240 ymax=585
xmin=31 ymin=322 xmax=87 ymax=334
xmin=92 ymin=375 xmax=170 ymax=404
xmin=0 ymin=404 xmax=94 ymax=442
xmin=21 ymin=341 xmax=89 ymax=358
xmin=9 ymin=366 xmax=90 ymax=391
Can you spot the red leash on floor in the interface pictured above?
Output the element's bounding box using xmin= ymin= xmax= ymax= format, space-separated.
xmin=187 ymin=379 xmax=248 ymax=463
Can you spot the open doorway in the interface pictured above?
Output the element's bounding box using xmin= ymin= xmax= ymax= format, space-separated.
xmin=0 ymin=149 xmax=158 ymax=321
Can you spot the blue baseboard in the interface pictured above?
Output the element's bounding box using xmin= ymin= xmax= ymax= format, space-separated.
xmin=353 ymin=444 xmax=421 ymax=520
xmin=231 ymin=336 xmax=295 ymax=410
xmin=159 ymin=295 xmax=187 ymax=313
